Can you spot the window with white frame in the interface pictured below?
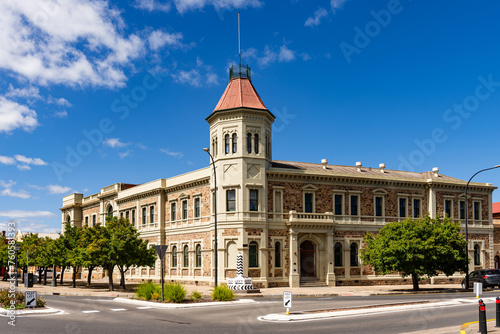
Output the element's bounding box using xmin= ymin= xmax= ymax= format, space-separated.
xmin=142 ymin=207 xmax=147 ymax=225
xmin=274 ymin=241 xmax=281 ymax=268
xmin=131 ymin=210 xmax=135 ymax=225
xmin=249 ymin=241 xmax=258 ymax=267
xmin=474 ymin=244 xmax=481 ymax=265
xmin=350 ymin=243 xmax=359 ymax=266
xmin=334 ymin=242 xmax=343 ymax=267
xmin=334 ymin=194 xmax=343 ymax=215
xmin=92 ymin=214 xmax=96 ymax=226
xmin=249 ymin=189 xmax=258 ymax=211
xmin=350 ymin=195 xmax=359 ymax=216
xmin=195 ymin=244 xmax=202 ymax=267
xmin=413 ymin=199 xmax=421 ymax=218
xmin=274 ymin=190 xmax=283 ymax=213
xmin=399 ymin=197 xmax=407 ymax=218
xmin=473 ymin=201 xmax=481 ymax=220
xmin=194 ymin=197 xmax=201 ymax=218
xmin=85 ymin=216 xmax=89 ymax=226
xmin=459 ymin=200 xmax=465 ymax=219
xmin=183 ymin=245 xmax=189 ymax=267
xmin=126 ymin=210 xmax=130 ymax=221
xmin=150 ymin=205 xmax=155 ymax=224
xmin=226 ymin=189 xmax=236 ymax=212
xmin=182 ymin=200 xmax=188 ymax=220
xmin=171 ymin=202 xmax=177 ymax=221
xmin=444 ymin=199 xmax=453 ymax=218
xmin=171 ymin=246 xmax=178 ymax=267
xmin=225 ymin=134 xmax=230 ymax=154
xmin=304 ymin=192 xmax=314 ymax=213
xmin=374 ymin=196 xmax=384 ymax=217
xmin=232 ymin=133 xmax=237 ymax=153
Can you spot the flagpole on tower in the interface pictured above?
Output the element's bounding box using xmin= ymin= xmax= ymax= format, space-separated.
xmin=238 ymin=12 xmax=241 ymax=75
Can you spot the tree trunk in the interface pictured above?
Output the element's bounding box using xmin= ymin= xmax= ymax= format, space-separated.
xmin=87 ymin=266 xmax=94 ymax=286
xmin=43 ymin=267 xmax=48 ymax=285
xmin=72 ymin=267 xmax=77 ymax=288
xmin=107 ymin=264 xmax=114 ymax=291
xmin=412 ymin=274 xmax=420 ymax=291
xmin=60 ymin=266 xmax=66 ymax=284
xmin=118 ymin=265 xmax=127 ymax=290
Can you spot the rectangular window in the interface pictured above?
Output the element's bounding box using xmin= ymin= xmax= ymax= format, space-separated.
xmin=304 ymin=193 xmax=314 ymax=213
xmin=126 ymin=211 xmax=129 ymax=220
xmin=249 ymin=189 xmax=258 ymax=211
xmin=142 ymin=207 xmax=147 ymax=225
xmin=120 ymin=212 xmax=123 ymax=218
xmin=227 ymin=190 xmax=236 ymax=212
xmin=413 ymin=199 xmax=421 ymax=218
xmin=274 ymin=191 xmax=283 ymax=213
xmin=150 ymin=206 xmax=154 ymax=224
xmin=444 ymin=199 xmax=452 ymax=218
xmin=194 ymin=197 xmax=201 ymax=218
xmin=92 ymin=214 xmax=96 ymax=226
xmin=474 ymin=201 xmax=480 ymax=220
xmin=334 ymin=194 xmax=343 ymax=215
xmin=399 ymin=198 xmax=407 ymax=218
xmin=171 ymin=202 xmax=176 ymax=221
xmin=459 ymin=201 xmax=465 ymax=219
xmin=350 ymin=195 xmax=359 ymax=216
xmin=249 ymin=242 xmax=258 ymax=267
xmin=85 ymin=216 xmax=89 ymax=226
xmin=375 ymin=197 xmax=383 ymax=217
xmin=131 ymin=210 xmax=135 ymax=225
xmin=182 ymin=200 xmax=188 ymax=219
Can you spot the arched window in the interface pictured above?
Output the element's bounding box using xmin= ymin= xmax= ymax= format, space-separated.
xmin=232 ymin=133 xmax=237 ymax=153
xmin=474 ymin=244 xmax=481 ymax=265
xmin=334 ymin=242 xmax=342 ymax=267
xmin=107 ymin=205 xmax=113 ymax=218
xmin=254 ymin=133 xmax=259 ymax=154
xmin=171 ymin=246 xmax=177 ymax=267
xmin=66 ymin=215 xmax=70 ymax=224
xmin=183 ymin=245 xmax=189 ymax=267
xmin=249 ymin=241 xmax=258 ymax=268
xmin=247 ymin=133 xmax=252 ymax=153
xmin=274 ymin=241 xmax=281 ymax=268
xmin=196 ymin=244 xmax=202 ymax=268
xmin=350 ymin=243 xmax=358 ymax=267
xmin=225 ymin=134 xmax=230 ymax=154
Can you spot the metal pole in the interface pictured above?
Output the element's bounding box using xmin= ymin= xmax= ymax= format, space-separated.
xmin=479 ymin=301 xmax=487 ymax=334
xmin=15 ymin=249 xmax=18 ymax=287
xmin=161 ymin=257 xmax=164 ymax=301
xmin=496 ymin=297 xmax=500 ymax=327
xmin=464 ymin=165 xmax=500 ymax=290
xmin=204 ymin=148 xmax=218 ymax=287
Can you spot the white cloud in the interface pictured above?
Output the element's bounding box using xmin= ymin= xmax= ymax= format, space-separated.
xmin=103 ymin=138 xmax=129 ymax=148
xmin=305 ymin=8 xmax=328 ymax=27
xmin=0 ymin=156 xmax=16 ymax=165
xmin=47 ymin=96 xmax=72 ymax=107
xmin=160 ymin=148 xmax=184 ymax=159
xmin=5 ymin=85 xmax=42 ymax=101
xmin=258 ymin=46 xmax=277 ymax=66
xmin=148 ymin=30 xmax=184 ymax=51
xmin=133 ymin=0 xmax=172 ymax=12
xmin=0 ymin=1 xmax=146 ymax=88
xmin=17 ymin=165 xmax=31 ymax=171
xmin=171 ymin=57 xmax=218 ymax=87
xmin=0 ymin=180 xmax=15 ymax=188
xmin=119 ymin=150 xmax=132 ymax=159
xmin=0 ymin=210 xmax=55 ymax=219
xmin=331 ymin=0 xmax=348 ymax=10
xmin=0 ymin=97 xmax=38 ymax=133
xmin=47 ymin=185 xmax=72 ymax=194
xmin=14 ymin=155 xmax=47 ymax=166
xmin=279 ymin=45 xmax=296 ymax=62
xmin=1 ymin=188 xmax=31 ymax=199
xmin=53 ymin=110 xmax=68 ymax=118
xmin=173 ymin=0 xmax=262 ymax=13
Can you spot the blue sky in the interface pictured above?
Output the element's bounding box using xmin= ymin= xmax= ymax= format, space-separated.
xmin=1 ymin=0 xmax=500 ymax=233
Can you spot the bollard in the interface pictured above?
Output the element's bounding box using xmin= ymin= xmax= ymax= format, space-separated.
xmin=496 ymin=297 xmax=500 ymax=328
xmin=479 ymin=301 xmax=487 ymax=334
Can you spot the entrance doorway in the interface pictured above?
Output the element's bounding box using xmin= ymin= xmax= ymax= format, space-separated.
xmin=300 ymin=240 xmax=316 ymax=280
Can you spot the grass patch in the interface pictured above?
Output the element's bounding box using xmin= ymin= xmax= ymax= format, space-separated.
xmin=190 ymin=291 xmax=202 ymax=301
xmin=135 ymin=280 xmax=161 ymax=301
xmin=0 ymin=289 xmax=45 ymax=309
xmin=165 ymin=282 xmax=186 ymax=303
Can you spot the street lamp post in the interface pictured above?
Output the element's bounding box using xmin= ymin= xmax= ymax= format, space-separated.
xmin=14 ymin=243 xmax=20 ymax=287
xmin=464 ymin=165 xmax=500 ymax=290
xmin=203 ymin=148 xmax=218 ymax=287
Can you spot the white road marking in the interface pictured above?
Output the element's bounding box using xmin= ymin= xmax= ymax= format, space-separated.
xmin=82 ymin=310 xmax=100 ymax=313
xmin=111 ymin=308 xmax=127 ymax=312
xmin=137 ymin=306 xmax=153 ymax=309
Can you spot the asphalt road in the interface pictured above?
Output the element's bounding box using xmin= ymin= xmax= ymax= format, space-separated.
xmin=3 ymin=291 xmax=499 ymax=334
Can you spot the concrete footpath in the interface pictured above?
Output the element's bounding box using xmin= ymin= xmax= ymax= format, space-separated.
xmin=2 ymin=279 xmax=499 ymax=333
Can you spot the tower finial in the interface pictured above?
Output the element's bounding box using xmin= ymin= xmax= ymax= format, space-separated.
xmin=238 ymin=12 xmax=241 ymax=74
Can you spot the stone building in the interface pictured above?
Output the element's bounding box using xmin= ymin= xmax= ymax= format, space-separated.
xmin=61 ymin=66 xmax=496 ymax=288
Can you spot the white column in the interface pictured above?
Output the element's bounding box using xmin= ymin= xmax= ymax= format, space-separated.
xmin=289 ymin=230 xmax=300 ymax=287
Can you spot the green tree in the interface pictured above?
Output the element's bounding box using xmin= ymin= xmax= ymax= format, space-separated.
xmin=61 ymin=222 xmax=84 ymax=288
xmin=81 ymin=224 xmax=107 ymax=286
xmin=361 ymin=215 xmax=468 ymax=290
xmin=0 ymin=233 xmax=8 ymax=277
xmin=17 ymin=233 xmax=43 ymax=278
xmin=104 ymin=217 xmax=156 ymax=291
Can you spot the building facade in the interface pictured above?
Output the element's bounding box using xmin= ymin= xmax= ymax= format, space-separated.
xmin=61 ymin=67 xmax=496 ymax=288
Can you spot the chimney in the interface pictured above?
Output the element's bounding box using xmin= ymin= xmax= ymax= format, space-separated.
xmin=321 ymin=159 xmax=328 ymax=169
xmin=432 ymin=167 xmax=439 ymax=177
xmin=379 ymin=163 xmax=386 ymax=173
xmin=356 ymin=161 xmax=362 ymax=172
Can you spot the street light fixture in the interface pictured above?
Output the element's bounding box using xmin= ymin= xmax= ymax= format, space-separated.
xmin=203 ymin=148 xmax=218 ymax=287
xmin=464 ymin=165 xmax=500 ymax=290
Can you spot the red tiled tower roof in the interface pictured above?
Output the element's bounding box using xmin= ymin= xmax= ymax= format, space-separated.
xmin=213 ymin=77 xmax=267 ymax=112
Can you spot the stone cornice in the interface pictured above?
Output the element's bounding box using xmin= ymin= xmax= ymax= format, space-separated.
xmin=116 ymin=189 xmax=162 ymax=204
xmin=206 ymin=107 xmax=275 ymax=124
xmin=166 ymin=177 xmax=210 ymax=194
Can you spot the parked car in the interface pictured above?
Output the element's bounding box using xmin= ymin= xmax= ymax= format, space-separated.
xmin=34 ymin=269 xmax=60 ymax=282
xmin=462 ymin=269 xmax=500 ymax=289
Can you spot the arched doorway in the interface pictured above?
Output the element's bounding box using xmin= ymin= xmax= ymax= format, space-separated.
xmin=300 ymin=240 xmax=316 ymax=280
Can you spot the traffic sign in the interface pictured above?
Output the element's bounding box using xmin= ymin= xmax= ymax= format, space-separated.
xmin=283 ymin=291 xmax=292 ymax=308
xmin=154 ymin=245 xmax=168 ymax=260
xmin=25 ymin=291 xmax=37 ymax=308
